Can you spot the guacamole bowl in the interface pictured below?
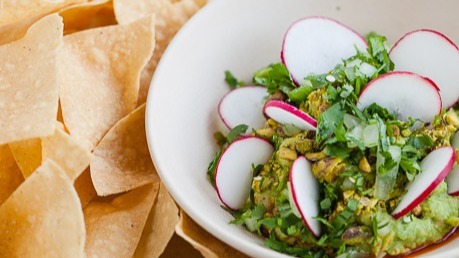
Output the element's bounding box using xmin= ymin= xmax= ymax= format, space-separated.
xmin=145 ymin=0 xmax=459 ymax=256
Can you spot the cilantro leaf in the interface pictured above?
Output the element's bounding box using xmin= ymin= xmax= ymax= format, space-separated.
xmin=407 ymin=135 xmax=434 ymax=149
xmin=400 ymin=156 xmax=421 ymax=180
xmin=363 ymin=103 xmax=396 ymax=121
xmin=324 ymin=142 xmax=353 ymax=159
xmin=226 ymin=124 xmax=249 ymax=143
xmin=366 ymin=32 xmax=394 ymax=73
xmin=253 ymin=63 xmax=296 ymax=95
xmin=207 ymin=150 xmax=221 ymax=187
xmin=224 ymin=70 xmax=245 ymax=89
xmin=288 ymin=84 xmax=314 ymax=103
xmin=317 ymin=103 xmax=345 ymax=143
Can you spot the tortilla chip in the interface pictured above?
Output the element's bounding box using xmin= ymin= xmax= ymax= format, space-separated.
xmin=160 ymin=234 xmax=204 ymax=258
xmin=60 ymin=0 xmax=117 ymax=35
xmin=8 ymin=138 xmax=42 ymax=179
xmin=59 ymin=16 xmax=155 ymax=150
xmin=84 ymin=183 xmax=160 ymax=258
xmin=0 ymin=0 xmax=84 ymax=45
xmin=176 ymin=211 xmax=249 ymax=258
xmin=113 ymin=0 xmax=205 ymax=25
xmin=0 ymin=16 xmax=37 ymax=46
xmin=0 ymin=14 xmax=62 ymax=144
xmin=0 ymin=159 xmax=86 ymax=257
xmin=133 ymin=183 xmax=179 ymax=258
xmin=90 ymin=104 xmax=159 ymax=196
xmin=113 ymin=0 xmax=205 ymax=104
xmin=74 ymin=168 xmax=97 ymax=209
xmin=42 ymin=123 xmax=92 ymax=181
xmin=0 ymin=145 xmax=24 ymax=206
xmin=0 ymin=0 xmax=84 ymax=26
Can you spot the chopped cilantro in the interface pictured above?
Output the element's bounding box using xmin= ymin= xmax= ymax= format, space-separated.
xmin=253 ymin=63 xmax=296 ymax=95
xmin=226 ymin=124 xmax=248 ymax=143
xmin=288 ymin=84 xmax=314 ymax=103
xmin=224 ymin=70 xmax=245 ymax=89
xmin=317 ymin=103 xmax=345 ymax=143
xmin=363 ymin=103 xmax=396 ymax=121
xmin=407 ymin=135 xmax=434 ymax=149
xmin=320 ymin=198 xmax=332 ymax=210
xmin=206 ymin=150 xmax=221 ymax=187
xmin=365 ymin=32 xmax=394 ymax=73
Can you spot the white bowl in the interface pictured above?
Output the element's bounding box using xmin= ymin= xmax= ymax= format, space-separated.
xmin=145 ymin=0 xmax=459 ymax=257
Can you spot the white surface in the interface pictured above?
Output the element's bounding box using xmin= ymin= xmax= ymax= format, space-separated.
xmin=145 ymin=0 xmax=459 ymax=257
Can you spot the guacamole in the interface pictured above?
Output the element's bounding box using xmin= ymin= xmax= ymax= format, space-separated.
xmin=208 ymin=33 xmax=459 ymax=257
xmin=240 ymin=110 xmax=459 ymax=257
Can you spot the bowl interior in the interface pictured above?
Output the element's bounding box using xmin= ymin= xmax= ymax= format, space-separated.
xmin=145 ymin=0 xmax=459 ymax=257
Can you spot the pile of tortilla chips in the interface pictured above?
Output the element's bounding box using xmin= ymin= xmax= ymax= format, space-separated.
xmin=0 ymin=1 xmax=246 ymax=257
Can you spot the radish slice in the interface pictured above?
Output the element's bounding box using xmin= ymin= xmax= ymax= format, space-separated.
xmin=215 ymin=136 xmax=274 ymax=210
xmin=264 ymin=100 xmax=317 ymax=131
xmin=357 ymin=71 xmax=441 ymax=122
xmin=218 ymin=86 xmax=268 ymax=134
xmin=392 ymin=146 xmax=457 ymax=219
xmin=446 ymin=166 xmax=459 ymax=196
xmin=452 ymin=130 xmax=459 ymax=148
xmin=289 ymin=156 xmax=321 ymax=237
xmin=389 ymin=29 xmax=459 ymax=108
xmin=282 ymin=16 xmax=367 ymax=85
xmin=446 ymin=131 xmax=459 ymax=196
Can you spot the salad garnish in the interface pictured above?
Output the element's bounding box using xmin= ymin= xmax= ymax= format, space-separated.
xmin=208 ymin=16 xmax=459 ymax=257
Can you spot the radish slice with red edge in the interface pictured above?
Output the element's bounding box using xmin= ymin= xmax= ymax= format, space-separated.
xmin=218 ymin=86 xmax=268 ymax=134
xmin=357 ymin=71 xmax=441 ymax=123
xmin=446 ymin=166 xmax=459 ymax=196
xmin=215 ymin=136 xmax=274 ymax=210
xmin=389 ymin=29 xmax=459 ymax=108
xmin=392 ymin=146 xmax=457 ymax=219
xmin=446 ymin=131 xmax=459 ymax=196
xmin=289 ymin=156 xmax=321 ymax=237
xmin=264 ymin=100 xmax=317 ymax=131
xmin=282 ymin=16 xmax=367 ymax=85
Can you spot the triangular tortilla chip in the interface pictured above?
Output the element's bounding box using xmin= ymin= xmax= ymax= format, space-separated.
xmin=0 ymin=159 xmax=86 ymax=257
xmin=42 ymin=123 xmax=92 ymax=181
xmin=90 ymin=104 xmax=159 ymax=196
xmin=60 ymin=0 xmax=117 ymax=35
xmin=0 ymin=145 xmax=24 ymax=206
xmin=133 ymin=183 xmax=179 ymax=258
xmin=0 ymin=0 xmax=84 ymax=45
xmin=8 ymin=138 xmax=42 ymax=178
xmin=0 ymin=0 xmax=84 ymax=27
xmin=84 ymin=183 xmax=160 ymax=258
xmin=59 ymin=16 xmax=155 ymax=150
xmin=113 ymin=0 xmax=206 ymax=104
xmin=0 ymin=14 xmax=62 ymax=144
xmin=160 ymin=234 xmax=204 ymax=258
xmin=176 ymin=211 xmax=250 ymax=258
xmin=74 ymin=168 xmax=97 ymax=209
